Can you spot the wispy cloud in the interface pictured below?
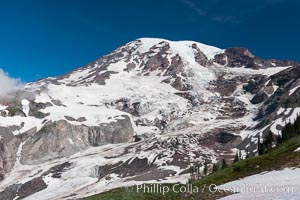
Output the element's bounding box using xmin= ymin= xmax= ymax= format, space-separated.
xmin=181 ymin=0 xmax=286 ymax=24
xmin=0 ymin=68 xmax=23 ymax=96
xmin=182 ymin=0 xmax=207 ymax=16
xmin=211 ymin=15 xmax=239 ymax=24
xmin=255 ymin=0 xmax=286 ymax=11
xmin=181 ymin=0 xmax=238 ymax=23
xmin=263 ymin=0 xmax=285 ymax=6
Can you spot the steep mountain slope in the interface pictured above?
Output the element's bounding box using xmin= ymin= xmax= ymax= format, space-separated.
xmin=0 ymin=38 xmax=299 ymax=199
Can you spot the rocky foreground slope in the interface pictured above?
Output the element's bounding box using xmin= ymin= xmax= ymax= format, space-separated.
xmin=0 ymin=38 xmax=299 ymax=199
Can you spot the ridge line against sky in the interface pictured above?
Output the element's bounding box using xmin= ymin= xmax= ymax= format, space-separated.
xmin=0 ymin=0 xmax=299 ymax=82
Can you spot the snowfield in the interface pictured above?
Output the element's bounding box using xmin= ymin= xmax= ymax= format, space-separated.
xmin=218 ymin=168 xmax=300 ymax=200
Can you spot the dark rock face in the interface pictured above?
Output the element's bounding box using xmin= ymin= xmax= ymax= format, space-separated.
xmin=253 ymin=64 xmax=300 ymax=121
xmin=97 ymin=157 xmax=153 ymax=180
xmin=16 ymin=177 xmax=47 ymax=199
xmin=215 ymin=132 xmax=236 ymax=144
xmin=114 ymin=98 xmax=140 ymax=116
xmin=192 ymin=43 xmax=209 ymax=66
xmin=77 ymin=117 xmax=87 ymax=122
xmin=143 ymin=53 xmax=169 ymax=72
xmin=0 ymin=177 xmax=47 ymax=200
xmin=174 ymin=92 xmax=199 ymax=105
xmin=264 ymin=82 xmax=275 ymax=95
xmin=243 ymin=75 xmax=268 ymax=94
xmin=166 ymin=54 xmax=192 ymax=91
xmin=88 ymin=115 xmax=134 ymax=146
xmin=165 ymin=54 xmax=185 ymax=76
xmin=64 ymin=116 xmax=76 ymax=121
xmin=51 ymin=99 xmax=65 ymax=107
xmin=0 ymin=127 xmax=22 ymax=181
xmin=214 ymin=47 xmax=254 ymax=67
xmin=42 ymin=162 xmax=72 ymax=178
xmin=20 ymin=120 xmax=88 ymax=165
xmin=64 ymin=116 xmax=87 ymax=122
xmin=29 ymin=102 xmax=52 ymax=111
xmin=138 ymin=42 xmax=189 ymax=91
xmin=251 ymin=92 xmax=269 ymax=104
xmin=172 ymin=77 xmax=187 ymax=91
xmin=29 ymin=110 xmax=50 ymax=119
xmin=124 ymin=62 xmax=136 ymax=72
xmin=209 ymin=75 xmax=248 ymax=96
xmin=20 ymin=115 xmax=134 ymax=165
xmin=6 ymin=106 xmax=26 ymax=117
xmin=269 ymin=59 xmax=298 ymax=67
xmin=94 ymin=71 xmax=118 ymax=85
xmin=0 ymin=111 xmax=7 ymax=117
xmin=0 ymin=162 xmax=72 ymax=199
xmin=213 ymin=47 xmax=298 ymax=69
xmin=219 ymin=97 xmax=248 ymax=119
xmin=271 ymin=65 xmax=300 ymax=87
xmin=28 ymin=101 xmax=51 ymax=119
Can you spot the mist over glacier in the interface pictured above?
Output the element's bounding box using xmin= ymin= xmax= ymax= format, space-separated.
xmin=0 ymin=68 xmax=22 ymax=96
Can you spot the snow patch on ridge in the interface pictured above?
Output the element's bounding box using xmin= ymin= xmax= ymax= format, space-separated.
xmin=289 ymin=85 xmax=300 ymax=95
xmin=270 ymin=107 xmax=300 ymax=135
xmin=137 ymin=37 xmax=224 ymax=60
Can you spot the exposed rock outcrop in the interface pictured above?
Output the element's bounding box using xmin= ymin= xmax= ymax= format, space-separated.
xmin=214 ymin=47 xmax=297 ymax=69
xmin=0 ymin=177 xmax=47 ymax=200
xmin=20 ymin=115 xmax=134 ymax=165
xmin=192 ymin=43 xmax=209 ymax=66
xmin=0 ymin=127 xmax=22 ymax=181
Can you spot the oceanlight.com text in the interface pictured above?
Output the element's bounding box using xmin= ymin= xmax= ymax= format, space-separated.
xmin=125 ymin=183 xmax=296 ymax=196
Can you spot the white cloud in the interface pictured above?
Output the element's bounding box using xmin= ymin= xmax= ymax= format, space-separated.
xmin=182 ymin=0 xmax=207 ymax=16
xmin=0 ymin=68 xmax=23 ymax=96
xmin=181 ymin=0 xmax=238 ymax=23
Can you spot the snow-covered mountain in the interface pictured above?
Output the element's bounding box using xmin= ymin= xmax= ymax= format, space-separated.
xmin=0 ymin=38 xmax=299 ymax=199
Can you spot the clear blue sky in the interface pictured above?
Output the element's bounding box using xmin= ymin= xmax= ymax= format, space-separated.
xmin=0 ymin=0 xmax=299 ymax=82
